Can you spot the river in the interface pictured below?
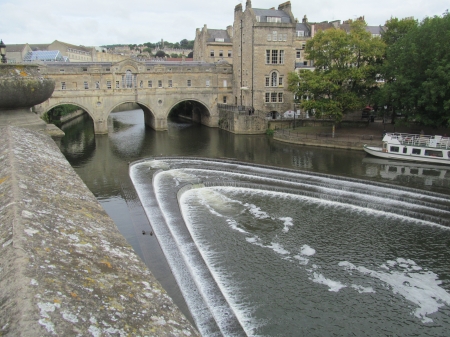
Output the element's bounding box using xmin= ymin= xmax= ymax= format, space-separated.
xmin=59 ymin=109 xmax=450 ymax=336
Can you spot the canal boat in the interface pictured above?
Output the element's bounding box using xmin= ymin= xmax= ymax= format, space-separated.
xmin=363 ymin=132 xmax=450 ymax=165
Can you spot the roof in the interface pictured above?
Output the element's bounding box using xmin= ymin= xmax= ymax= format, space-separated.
xmin=207 ymin=29 xmax=232 ymax=43
xmin=23 ymin=50 xmax=67 ymax=62
xmin=366 ymin=26 xmax=385 ymax=35
xmin=5 ymin=44 xmax=29 ymax=53
xmin=253 ymin=8 xmax=292 ymax=23
xmin=29 ymin=44 xmax=51 ymax=51
xmin=296 ymin=23 xmax=311 ymax=33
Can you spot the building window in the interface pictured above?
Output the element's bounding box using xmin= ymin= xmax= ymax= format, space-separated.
xmin=107 ymin=81 xmax=111 ymax=89
xmin=187 ymin=79 xmax=192 ymax=87
xmin=125 ymin=70 xmax=133 ymax=88
xmin=265 ymin=93 xmax=270 ymax=103
xmin=82 ymin=67 xmax=87 ymax=72
xmin=256 ymin=16 xmax=261 ymax=22
xmin=279 ymin=77 xmax=283 ymax=86
xmin=278 ymin=34 xmax=283 ymax=41
xmin=106 ymin=68 xmax=110 ymax=72
xmin=267 ymin=34 xmax=272 ymax=41
xmin=61 ymin=82 xmax=66 ymax=90
xmin=302 ymin=42 xmax=306 ymax=49
xmin=297 ymin=31 xmax=304 ymax=37
xmin=60 ymin=69 xmax=65 ymax=73
xmin=84 ymin=81 xmax=89 ymax=89
xmin=412 ymin=148 xmax=421 ymax=155
xmin=219 ymin=50 xmax=223 ymax=57
xmin=206 ymin=80 xmax=210 ymax=87
xmin=223 ymin=96 xmax=227 ymax=104
xmin=210 ymin=50 xmax=215 ymax=57
xmin=95 ymin=81 xmax=100 ymax=89
xmin=272 ymin=31 xmax=277 ymax=41
xmin=267 ymin=17 xmax=281 ymax=23
xmin=283 ymin=34 xmax=287 ymax=41
xmin=116 ymin=81 xmax=119 ymax=88
xmin=158 ymin=80 xmax=162 ymax=88
xmin=278 ymin=93 xmax=283 ymax=102
xmin=168 ymin=80 xmax=173 ymax=87
xmin=271 ymin=93 xmax=277 ymax=102
xmin=271 ymin=72 xmax=277 ymax=87
xmin=296 ymin=50 xmax=301 ymax=59
xmin=280 ymin=50 xmax=285 ymax=64
xmin=140 ymin=80 xmax=143 ymax=88
xmin=272 ymin=50 xmax=278 ymax=64
xmin=228 ymin=50 xmax=232 ymax=57
xmin=266 ymin=50 xmax=271 ymax=64
xmin=265 ymin=77 xmax=270 ymax=87
xmin=148 ymin=80 xmax=152 ymax=88
xmin=390 ymin=146 xmax=400 ymax=153
xmin=223 ymin=80 xmax=227 ymax=87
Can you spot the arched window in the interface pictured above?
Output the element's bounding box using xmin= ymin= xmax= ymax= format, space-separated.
xmin=125 ymin=70 xmax=134 ymax=88
xmin=271 ymin=71 xmax=277 ymax=87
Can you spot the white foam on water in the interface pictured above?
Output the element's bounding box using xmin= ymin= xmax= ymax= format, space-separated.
xmin=245 ymin=203 xmax=270 ymax=219
xmin=310 ymin=272 xmax=347 ymax=292
xmin=351 ymin=284 xmax=376 ymax=293
xmin=279 ymin=217 xmax=294 ymax=233
xmin=339 ymin=259 xmax=450 ymax=323
xmin=300 ymin=245 xmax=316 ymax=256
xmin=293 ymin=255 xmax=309 ymax=265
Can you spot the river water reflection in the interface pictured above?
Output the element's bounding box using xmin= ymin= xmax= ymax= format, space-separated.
xmin=59 ymin=109 xmax=450 ymax=336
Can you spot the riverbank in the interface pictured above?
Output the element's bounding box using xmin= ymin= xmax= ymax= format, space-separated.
xmin=0 ymin=126 xmax=199 ymax=336
xmin=274 ymin=120 xmax=449 ymax=150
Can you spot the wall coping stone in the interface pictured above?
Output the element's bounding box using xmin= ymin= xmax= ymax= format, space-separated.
xmin=0 ymin=126 xmax=199 ymax=336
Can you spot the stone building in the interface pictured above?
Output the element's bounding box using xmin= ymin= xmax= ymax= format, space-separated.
xmin=232 ymin=0 xmax=298 ymax=115
xmin=4 ymin=44 xmax=32 ymax=63
xmin=193 ymin=25 xmax=233 ymax=63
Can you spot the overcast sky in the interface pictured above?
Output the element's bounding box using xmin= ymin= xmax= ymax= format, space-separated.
xmin=1 ymin=0 xmax=447 ymax=47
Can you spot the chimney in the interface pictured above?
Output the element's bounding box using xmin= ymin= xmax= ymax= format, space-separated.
xmin=302 ymin=15 xmax=308 ymax=23
xmin=235 ymin=3 xmax=242 ymax=12
xmin=278 ymin=1 xmax=291 ymax=11
xmin=246 ymin=0 xmax=252 ymax=9
xmin=227 ymin=25 xmax=233 ymax=39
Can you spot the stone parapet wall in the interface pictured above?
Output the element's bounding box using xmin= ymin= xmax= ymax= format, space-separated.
xmin=0 ymin=126 xmax=198 ymax=336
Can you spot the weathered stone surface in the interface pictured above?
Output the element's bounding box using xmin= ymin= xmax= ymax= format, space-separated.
xmin=0 ymin=126 xmax=198 ymax=336
xmin=0 ymin=65 xmax=55 ymax=110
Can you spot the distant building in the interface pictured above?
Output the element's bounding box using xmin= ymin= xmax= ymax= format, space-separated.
xmin=23 ymin=50 xmax=67 ymax=62
xmin=193 ymin=25 xmax=233 ymax=63
xmin=5 ymin=44 xmax=32 ymax=63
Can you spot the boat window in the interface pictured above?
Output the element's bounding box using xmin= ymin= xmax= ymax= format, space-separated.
xmin=412 ymin=148 xmax=421 ymax=155
xmin=390 ymin=146 xmax=399 ymax=152
xmin=424 ymin=150 xmax=443 ymax=157
xmin=402 ymin=147 xmax=407 ymax=154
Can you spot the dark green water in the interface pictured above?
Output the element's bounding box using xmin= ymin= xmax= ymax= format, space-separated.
xmin=59 ymin=109 xmax=450 ymax=336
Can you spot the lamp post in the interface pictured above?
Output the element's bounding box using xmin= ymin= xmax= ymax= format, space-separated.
xmin=0 ymin=40 xmax=6 ymax=63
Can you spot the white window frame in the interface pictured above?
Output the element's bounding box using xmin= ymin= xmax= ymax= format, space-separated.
xmin=168 ymin=79 xmax=173 ymax=88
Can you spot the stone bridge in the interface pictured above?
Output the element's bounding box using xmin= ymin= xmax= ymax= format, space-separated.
xmin=34 ymin=59 xmax=233 ymax=133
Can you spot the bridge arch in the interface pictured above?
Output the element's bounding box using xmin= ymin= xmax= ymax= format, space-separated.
xmin=168 ymin=98 xmax=214 ymax=126
xmin=108 ymin=100 xmax=157 ymax=131
xmin=44 ymin=101 xmax=95 ymax=123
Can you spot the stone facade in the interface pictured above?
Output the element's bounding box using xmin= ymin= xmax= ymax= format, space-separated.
xmin=193 ymin=25 xmax=234 ymax=63
xmin=34 ymin=59 xmax=233 ymax=133
xmin=233 ymin=1 xmax=297 ymax=115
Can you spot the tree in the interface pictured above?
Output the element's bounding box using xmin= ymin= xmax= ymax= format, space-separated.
xmin=155 ymin=50 xmax=166 ymax=58
xmin=288 ymin=21 xmax=385 ymax=120
xmin=377 ymin=13 xmax=450 ymax=127
xmin=180 ymin=39 xmax=189 ymax=48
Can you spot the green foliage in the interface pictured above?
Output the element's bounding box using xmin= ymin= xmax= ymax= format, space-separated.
xmin=266 ymin=128 xmax=274 ymax=136
xmin=155 ymin=50 xmax=166 ymax=58
xmin=378 ymin=13 xmax=450 ymax=127
xmin=44 ymin=104 xmax=80 ymax=123
xmin=289 ymin=21 xmax=385 ymax=121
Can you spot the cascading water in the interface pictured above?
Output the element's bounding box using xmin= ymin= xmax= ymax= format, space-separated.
xmin=130 ymin=157 xmax=450 ymax=337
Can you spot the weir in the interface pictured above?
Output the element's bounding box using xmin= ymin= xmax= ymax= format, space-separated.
xmin=130 ymin=157 xmax=450 ymax=336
